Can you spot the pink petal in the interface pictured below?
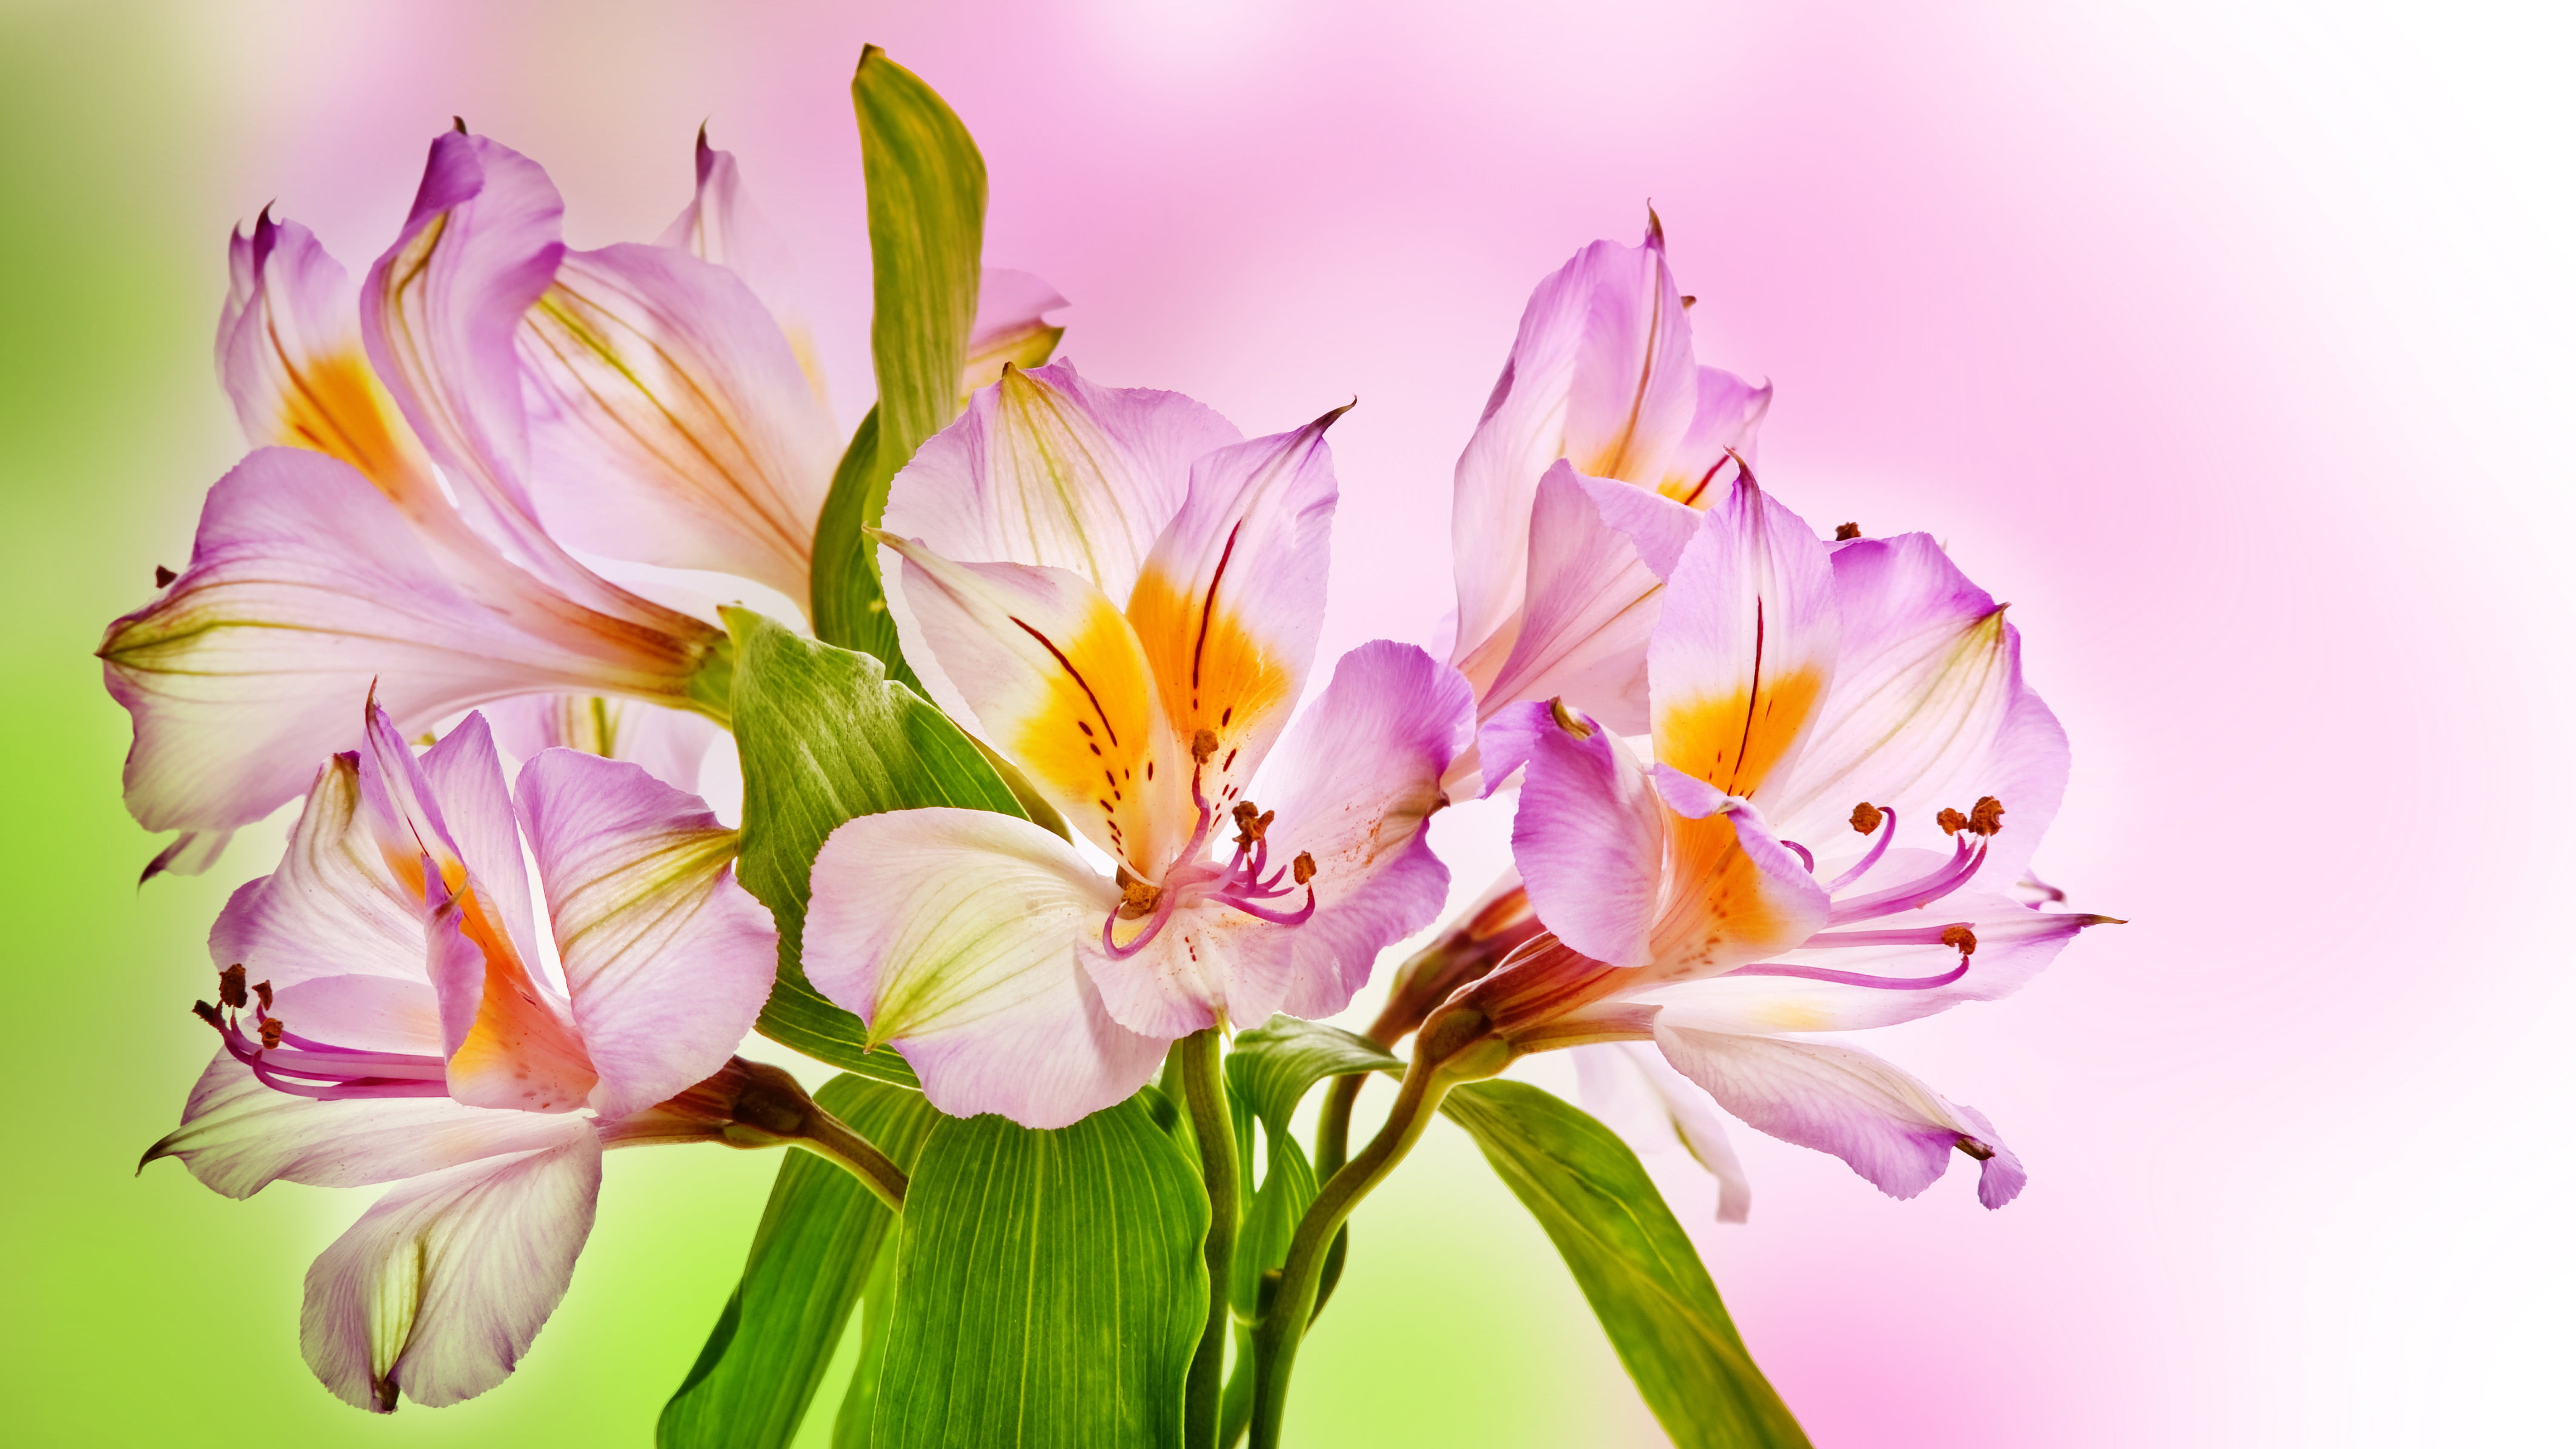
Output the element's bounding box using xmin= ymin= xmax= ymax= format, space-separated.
xmin=885 ymin=358 xmax=1240 ymax=603
xmin=804 ymin=808 xmax=1163 ymax=1129
xmin=417 ymin=714 xmax=540 ymax=973
xmin=961 ymin=267 xmax=1071 ymax=396
xmin=1450 ymin=228 xmax=1699 ymax=668
xmin=1759 ymin=532 xmax=2068 ymax=887
xmin=519 ymin=241 xmax=838 ymax=600
xmin=144 ymin=1032 xmax=569 ymax=1201
xmin=208 ymin=754 xmax=426 ymax=990
xmin=513 ymin=748 xmax=777 ymax=1119
xmin=1647 ymin=477 xmax=1839 ymax=800
xmin=1126 ymin=407 xmax=1344 ymax=803
xmin=1225 ymin=640 xmax=1476 ymax=1020
xmin=100 ymin=449 xmax=700 ymax=843
xmin=1570 ymin=1041 xmax=1753 ymax=1223
xmin=1467 ymin=462 xmax=1668 ymax=735
xmin=217 ymin=211 xmax=443 ymax=509
xmin=1489 ymin=698 xmax=1666 ymax=969
xmin=656 ymin=130 xmax=800 ymax=314
xmin=1651 ymin=1024 xmax=2024 ymax=1208
xmin=300 ymin=1125 xmax=602 ymax=1411
xmin=1665 ymin=366 xmax=1774 ymax=503
xmin=476 ymin=694 xmax=721 ymax=797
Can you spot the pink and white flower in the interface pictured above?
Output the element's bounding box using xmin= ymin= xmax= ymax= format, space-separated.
xmin=1447 ymin=217 xmax=1773 ymax=744
xmin=101 ymin=125 xmax=1073 ymax=874
xmin=143 ymin=702 xmax=777 ymax=1410
xmin=800 ymin=365 xmax=1475 ymax=1127
xmin=1449 ymin=476 xmax=2116 ymax=1209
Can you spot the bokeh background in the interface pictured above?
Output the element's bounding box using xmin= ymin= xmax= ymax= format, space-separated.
xmin=5 ymin=1 xmax=2571 ymax=1444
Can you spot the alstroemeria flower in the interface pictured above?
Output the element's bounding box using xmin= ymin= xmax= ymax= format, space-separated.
xmin=1449 ymin=219 xmax=1772 ymax=744
xmin=1450 ymin=477 xmax=2116 ymax=1208
xmin=144 ymin=702 xmax=777 ymax=1411
xmin=800 ymin=364 xmax=1475 ymax=1127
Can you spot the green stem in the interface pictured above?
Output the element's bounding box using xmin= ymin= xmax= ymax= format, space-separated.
xmin=786 ymin=1110 xmax=909 ymax=1215
xmin=1247 ymin=1058 xmax=1453 ymax=1449
xmin=1180 ymin=1027 xmax=1238 ymax=1447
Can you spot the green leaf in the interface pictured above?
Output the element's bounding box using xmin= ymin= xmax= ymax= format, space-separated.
xmin=811 ymin=45 xmax=986 ymax=659
xmin=726 ymin=606 xmax=1023 ymax=1083
xmin=831 ymin=1220 xmax=904 ymax=1448
xmin=659 ymin=1076 xmax=941 ymax=1449
xmin=1441 ymin=1080 xmax=1811 ymax=1449
xmin=864 ymin=1098 xmax=1211 ymax=1448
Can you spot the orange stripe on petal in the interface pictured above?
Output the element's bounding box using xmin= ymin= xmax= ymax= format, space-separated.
xmin=1127 ymin=555 xmax=1296 ymax=811
xmin=443 ymin=876 xmax=597 ymax=1113
xmin=1648 ymin=811 xmax=1817 ymax=975
xmin=1653 ymin=666 xmax=1827 ymax=800
xmin=999 ymin=595 xmax=1176 ymax=873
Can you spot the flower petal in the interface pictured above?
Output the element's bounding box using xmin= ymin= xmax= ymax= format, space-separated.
xmin=1126 ymin=409 xmax=1343 ymax=812
xmin=1227 ymin=640 xmax=1475 ymax=1020
xmin=519 ymin=241 xmax=838 ymax=600
xmin=1469 ymin=462 xmax=1671 ymax=734
xmin=1762 ymin=532 xmax=2066 ymax=886
xmin=1642 ymin=798 xmax=1833 ymax=981
xmin=1450 ymin=227 xmax=1698 ymax=666
xmin=416 ymin=714 xmax=540 ymax=972
xmin=961 ymin=268 xmax=1069 ymax=398
xmin=804 ymin=807 xmax=1162 ymax=1129
xmin=1661 ymin=366 xmax=1773 ymax=506
xmin=477 ymin=694 xmax=720 ymax=797
xmin=219 ymin=211 xmax=439 ymax=506
xmin=98 ymin=449 xmax=703 ymax=843
xmin=300 ymin=1124 xmax=602 ymax=1411
xmin=1492 ymin=698 xmax=1665 ymax=969
xmin=514 ymin=748 xmax=776 ymax=1119
xmin=884 ymin=359 xmax=1240 ymax=603
xmin=143 ymin=1028 xmax=570 ymax=1201
xmin=1647 ymin=477 xmax=1838 ymax=800
xmin=1651 ymin=1024 xmax=2023 ymax=1207
xmin=656 ymin=130 xmax=800 ymax=312
xmin=208 ymin=753 xmax=423 ymax=989
xmin=884 ymin=541 xmax=1178 ymax=870
xmin=1570 ymin=1041 xmax=1752 ymax=1223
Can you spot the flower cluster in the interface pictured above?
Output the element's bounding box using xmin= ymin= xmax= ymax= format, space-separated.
xmin=111 ymin=61 xmax=2112 ymax=1437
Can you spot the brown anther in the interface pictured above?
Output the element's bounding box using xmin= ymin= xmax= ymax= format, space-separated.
xmin=154 ymin=565 xmax=178 ymax=588
xmin=1292 ymin=851 xmax=1318 ymax=886
xmin=1936 ymin=807 xmax=1970 ymax=836
xmin=1230 ymin=800 xmax=1273 ymax=848
xmin=190 ymin=1000 xmax=223 ymax=1030
xmin=1848 ymin=801 xmax=1885 ymax=835
xmin=1939 ymin=924 xmax=1979 ymax=956
xmin=1967 ymin=795 xmax=2005 ymax=837
xmin=1954 ymin=1133 xmax=1997 ymax=1162
xmin=1115 ymin=866 xmax=1163 ymax=920
xmin=253 ymin=980 xmax=274 ymax=1011
xmin=1547 ymin=697 xmax=1595 ymax=740
xmin=1191 ymin=728 xmax=1219 ymax=763
xmin=217 ymin=964 xmax=249 ymax=1010
xmin=1834 ymin=522 xmax=1862 ymax=541
xmin=258 ymin=1017 xmax=286 ymax=1050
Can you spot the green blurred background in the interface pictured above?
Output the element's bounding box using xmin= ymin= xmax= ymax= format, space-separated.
xmin=0 ymin=5 xmax=1638 ymax=1444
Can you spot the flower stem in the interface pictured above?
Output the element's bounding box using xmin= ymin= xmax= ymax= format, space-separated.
xmin=1247 ymin=1055 xmax=1454 ymax=1449
xmin=1180 ymin=1027 xmax=1238 ymax=1448
xmin=787 ymin=1107 xmax=909 ymax=1215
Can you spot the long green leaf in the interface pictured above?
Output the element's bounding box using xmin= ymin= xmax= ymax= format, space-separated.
xmin=865 ymin=1099 xmax=1210 ymax=1448
xmin=811 ymin=46 xmax=985 ymax=658
xmin=1441 ymin=1081 xmax=1811 ymax=1449
xmin=726 ymin=606 xmax=1023 ymax=1082
xmin=659 ymin=1076 xmax=941 ymax=1449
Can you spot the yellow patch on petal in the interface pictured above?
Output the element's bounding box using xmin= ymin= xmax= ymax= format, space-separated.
xmin=1649 ymin=812 xmax=1815 ymax=975
xmin=1653 ymin=666 xmax=1826 ymax=799
xmin=268 ymin=348 xmax=433 ymax=503
xmin=1000 ymin=592 xmax=1170 ymax=872
xmin=1127 ymin=555 xmax=1293 ymax=807
xmin=442 ymin=874 xmax=599 ymax=1114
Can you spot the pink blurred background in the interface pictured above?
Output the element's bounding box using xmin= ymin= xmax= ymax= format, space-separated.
xmin=33 ymin=1 xmax=2576 ymax=1442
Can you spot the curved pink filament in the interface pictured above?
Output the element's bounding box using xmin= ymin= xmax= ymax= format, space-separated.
xmin=1721 ymin=958 xmax=1970 ymax=991
xmin=1825 ymin=835 xmax=1986 ymax=926
xmin=1822 ymin=806 xmax=1897 ymax=893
